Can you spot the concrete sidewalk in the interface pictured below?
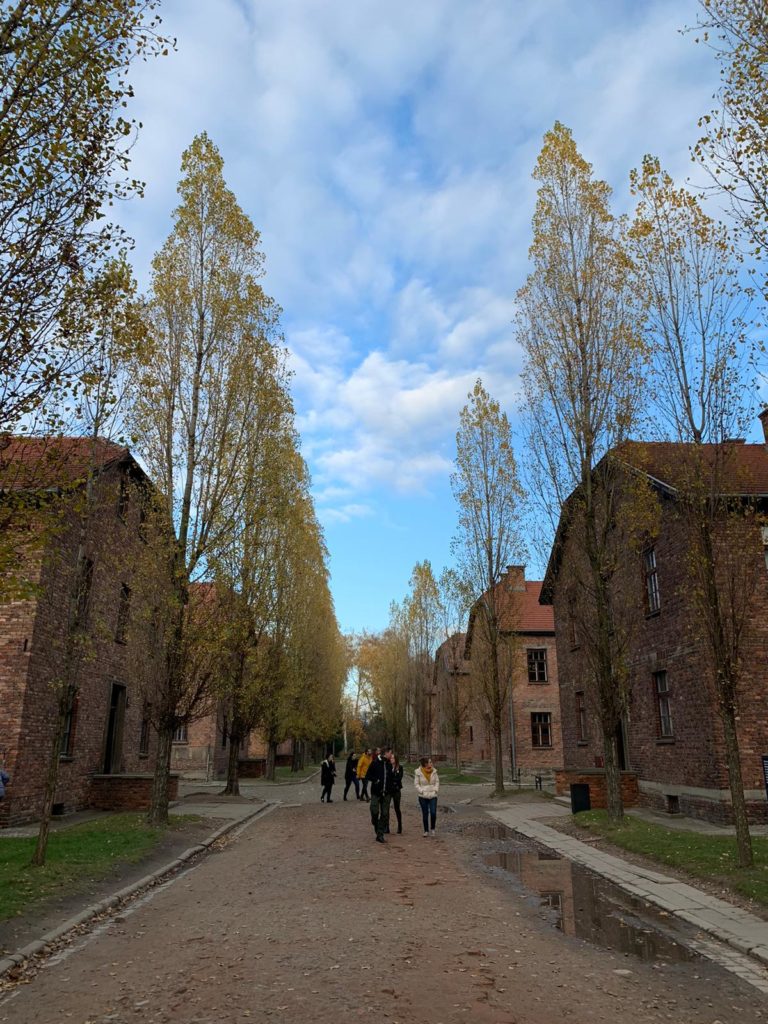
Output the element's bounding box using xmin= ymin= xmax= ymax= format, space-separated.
xmin=485 ymin=798 xmax=768 ymax=990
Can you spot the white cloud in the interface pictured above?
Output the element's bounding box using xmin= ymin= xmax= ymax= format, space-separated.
xmin=115 ymin=0 xmax=719 ymax=531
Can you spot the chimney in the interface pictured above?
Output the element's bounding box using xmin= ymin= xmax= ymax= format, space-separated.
xmin=504 ymin=565 xmax=526 ymax=591
xmin=759 ymin=408 xmax=768 ymax=445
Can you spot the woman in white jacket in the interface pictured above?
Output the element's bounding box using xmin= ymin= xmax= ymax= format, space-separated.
xmin=414 ymin=756 xmax=439 ymax=836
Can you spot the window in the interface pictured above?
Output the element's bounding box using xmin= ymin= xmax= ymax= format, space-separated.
xmin=644 ymin=547 xmax=660 ymax=614
xmin=469 ymin=725 xmax=474 ymax=744
xmin=116 ymin=476 xmax=129 ymax=522
xmin=59 ymin=690 xmax=77 ymax=758
xmin=540 ymin=891 xmax=564 ymax=931
xmin=72 ymin=556 xmax=94 ymax=630
xmin=575 ymin=691 xmax=588 ymax=743
xmin=173 ymin=723 xmax=188 ymax=743
xmin=654 ymin=670 xmax=673 ymax=739
xmin=139 ymin=703 xmax=152 ymax=755
xmin=531 ymin=712 xmax=552 ymax=748
xmin=527 ymin=648 xmax=548 ymax=683
xmin=115 ymin=584 xmax=131 ymax=643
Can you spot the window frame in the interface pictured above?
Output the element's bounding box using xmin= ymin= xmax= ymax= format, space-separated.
xmin=115 ymin=583 xmax=131 ymax=644
xmin=575 ymin=690 xmax=588 ymax=744
xmin=531 ymin=711 xmax=553 ymax=748
xmin=59 ymin=690 xmax=77 ymax=758
xmin=526 ymin=647 xmax=548 ymax=683
xmin=173 ymin=723 xmax=188 ymax=744
xmin=653 ymin=669 xmax=674 ymax=740
xmin=644 ymin=547 xmax=661 ymax=615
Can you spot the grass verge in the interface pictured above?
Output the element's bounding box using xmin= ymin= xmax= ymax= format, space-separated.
xmin=434 ymin=768 xmax=491 ymax=785
xmin=572 ymin=810 xmax=768 ymax=907
xmin=0 ymin=813 xmax=184 ymax=922
xmin=273 ymin=764 xmax=317 ymax=781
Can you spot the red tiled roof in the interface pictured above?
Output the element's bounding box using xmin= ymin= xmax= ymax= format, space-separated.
xmin=0 ymin=436 xmax=132 ymax=490
xmin=493 ymin=579 xmax=554 ymax=633
xmin=617 ymin=440 xmax=768 ymax=494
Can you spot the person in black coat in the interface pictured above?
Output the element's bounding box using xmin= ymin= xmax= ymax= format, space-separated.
xmin=389 ymin=752 xmax=404 ymax=834
xmin=343 ymin=751 xmax=360 ymax=800
xmin=320 ymin=754 xmax=336 ymax=802
xmin=366 ymin=747 xmax=394 ymax=842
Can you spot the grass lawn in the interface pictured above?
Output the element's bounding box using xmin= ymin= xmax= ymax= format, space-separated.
xmin=0 ymin=813 xmax=180 ymax=922
xmin=572 ymin=810 xmax=768 ymax=907
xmin=432 ymin=767 xmax=491 ymax=785
xmin=273 ymin=764 xmax=317 ymax=781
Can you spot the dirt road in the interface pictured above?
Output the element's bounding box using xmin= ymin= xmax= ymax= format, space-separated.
xmin=0 ymin=791 xmax=763 ymax=1024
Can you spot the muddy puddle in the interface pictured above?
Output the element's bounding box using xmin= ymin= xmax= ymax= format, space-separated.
xmin=462 ymin=822 xmax=698 ymax=965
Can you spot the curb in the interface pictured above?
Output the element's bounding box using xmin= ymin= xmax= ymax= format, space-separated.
xmin=0 ymin=802 xmax=275 ymax=980
xmin=490 ymin=812 xmax=768 ymax=973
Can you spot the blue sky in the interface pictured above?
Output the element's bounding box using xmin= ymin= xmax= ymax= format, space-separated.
xmin=118 ymin=0 xmax=723 ymax=636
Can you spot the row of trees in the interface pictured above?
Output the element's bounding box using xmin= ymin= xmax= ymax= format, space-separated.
xmin=519 ymin=0 xmax=766 ymax=868
xmin=0 ymin=5 xmax=344 ymax=860
xmin=357 ymin=1 xmax=767 ymax=869
xmin=351 ymin=381 xmax=526 ymax=796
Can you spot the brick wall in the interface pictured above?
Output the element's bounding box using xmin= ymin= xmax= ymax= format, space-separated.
xmin=555 ymin=769 xmax=640 ymax=809
xmin=0 ymin=465 xmax=167 ymax=827
xmin=90 ymin=773 xmax=179 ymax=811
xmin=550 ymin=476 xmax=768 ymax=825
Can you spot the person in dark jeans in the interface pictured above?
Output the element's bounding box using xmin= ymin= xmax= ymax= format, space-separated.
xmin=343 ymin=751 xmax=359 ymax=800
xmin=366 ymin=747 xmax=393 ymax=843
xmin=389 ymin=751 xmax=404 ymax=834
xmin=414 ymin=756 xmax=439 ymax=835
xmin=320 ymin=754 xmax=336 ymax=802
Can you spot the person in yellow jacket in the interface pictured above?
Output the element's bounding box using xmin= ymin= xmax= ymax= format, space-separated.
xmin=356 ymin=748 xmax=373 ymax=802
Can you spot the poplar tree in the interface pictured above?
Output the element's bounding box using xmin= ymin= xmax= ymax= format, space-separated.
xmin=630 ymin=157 xmax=757 ymax=865
xmin=0 ymin=0 xmax=167 ymax=432
xmin=131 ymin=133 xmax=282 ymax=824
xmin=451 ymin=379 xmax=526 ymax=796
xmin=693 ymin=0 xmax=768 ymax=289
xmin=517 ymin=124 xmax=646 ymax=821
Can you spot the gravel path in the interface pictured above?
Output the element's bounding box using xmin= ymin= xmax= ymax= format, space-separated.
xmin=0 ymin=793 xmax=762 ymax=1023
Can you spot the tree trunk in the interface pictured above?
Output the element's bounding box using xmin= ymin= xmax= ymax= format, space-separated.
xmin=147 ymin=724 xmax=173 ymax=826
xmin=31 ymin=690 xmax=69 ymax=866
xmin=265 ymin=739 xmax=277 ymax=781
xmin=454 ymin=733 xmax=460 ymax=772
xmin=492 ymin=721 xmax=504 ymax=795
xmin=721 ymin=700 xmax=754 ymax=867
xmin=602 ymin=729 xmax=623 ymax=823
xmin=290 ymin=736 xmax=299 ymax=773
xmin=223 ymin=731 xmax=241 ymax=796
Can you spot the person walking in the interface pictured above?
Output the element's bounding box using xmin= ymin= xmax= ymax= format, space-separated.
xmin=414 ymin=756 xmax=439 ymax=836
xmin=356 ymin=748 xmax=372 ymax=802
xmin=320 ymin=754 xmax=336 ymax=802
xmin=366 ymin=747 xmax=393 ymax=843
xmin=389 ymin=752 xmax=404 ymax=834
xmin=343 ymin=751 xmax=359 ymax=800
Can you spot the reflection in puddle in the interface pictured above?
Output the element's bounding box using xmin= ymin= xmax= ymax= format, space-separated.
xmin=483 ymin=849 xmax=696 ymax=964
xmin=461 ymin=822 xmax=514 ymax=840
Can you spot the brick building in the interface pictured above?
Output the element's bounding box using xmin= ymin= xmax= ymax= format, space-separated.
xmin=542 ymin=438 xmax=768 ymax=824
xmin=0 ymin=437 xmax=169 ymax=826
xmin=170 ymin=704 xmax=293 ymax=780
xmin=433 ymin=566 xmax=563 ymax=783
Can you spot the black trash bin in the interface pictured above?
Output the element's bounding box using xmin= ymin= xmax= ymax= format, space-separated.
xmin=569 ymin=782 xmax=591 ymax=814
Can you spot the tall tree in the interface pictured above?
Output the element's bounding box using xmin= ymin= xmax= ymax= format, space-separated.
xmin=0 ymin=1 xmax=167 ymax=432
xmin=403 ymin=560 xmax=441 ymax=754
xmin=517 ymin=123 xmax=646 ymax=821
xmin=30 ymin=258 xmax=146 ymax=865
xmin=131 ymin=133 xmax=282 ymax=824
xmin=451 ymin=379 xmax=526 ymax=796
xmin=692 ymin=0 xmax=768 ymax=290
xmin=435 ymin=567 xmax=473 ymax=771
xmin=630 ymin=156 xmax=758 ymax=866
